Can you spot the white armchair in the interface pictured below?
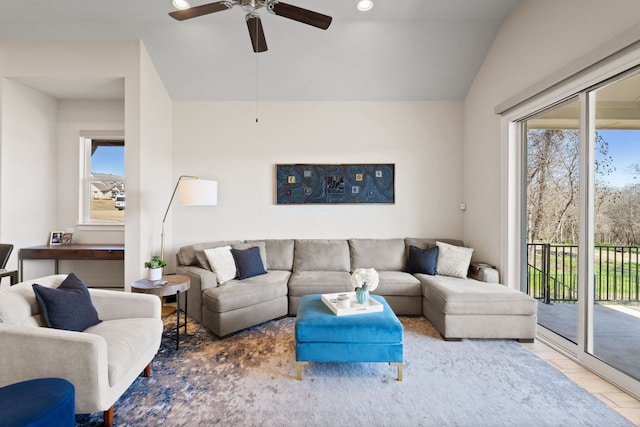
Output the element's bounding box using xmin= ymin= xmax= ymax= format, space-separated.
xmin=0 ymin=275 xmax=163 ymax=426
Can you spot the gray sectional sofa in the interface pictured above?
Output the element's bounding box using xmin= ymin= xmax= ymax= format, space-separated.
xmin=176 ymin=238 xmax=537 ymax=341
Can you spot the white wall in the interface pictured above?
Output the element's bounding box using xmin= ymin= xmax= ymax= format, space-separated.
xmin=463 ymin=0 xmax=640 ymax=273
xmin=0 ymin=79 xmax=58 ymax=277
xmin=134 ymin=44 xmax=173 ymax=288
xmin=170 ymin=101 xmax=464 ymax=257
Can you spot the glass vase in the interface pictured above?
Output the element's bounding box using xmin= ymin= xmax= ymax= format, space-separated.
xmin=356 ymin=287 xmax=369 ymax=304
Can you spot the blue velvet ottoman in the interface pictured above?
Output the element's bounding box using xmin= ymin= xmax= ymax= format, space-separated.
xmin=0 ymin=378 xmax=75 ymax=427
xmin=295 ymin=294 xmax=404 ymax=381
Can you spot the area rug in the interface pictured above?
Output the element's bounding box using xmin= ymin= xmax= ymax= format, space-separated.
xmin=76 ymin=315 xmax=632 ymax=427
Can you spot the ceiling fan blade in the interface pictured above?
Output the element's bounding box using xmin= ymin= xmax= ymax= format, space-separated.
xmin=271 ymin=2 xmax=332 ymax=30
xmin=169 ymin=1 xmax=232 ymax=21
xmin=246 ymin=15 xmax=268 ymax=53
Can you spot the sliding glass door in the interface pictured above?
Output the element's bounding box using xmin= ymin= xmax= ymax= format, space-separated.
xmin=591 ymin=72 xmax=640 ymax=381
xmin=524 ymin=98 xmax=581 ymax=346
xmin=519 ymin=68 xmax=640 ymax=391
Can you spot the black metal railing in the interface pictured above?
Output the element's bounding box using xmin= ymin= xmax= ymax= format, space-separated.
xmin=527 ymin=243 xmax=640 ymax=304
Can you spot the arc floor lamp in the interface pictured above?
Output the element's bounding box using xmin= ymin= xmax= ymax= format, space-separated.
xmin=161 ymin=175 xmax=218 ymax=261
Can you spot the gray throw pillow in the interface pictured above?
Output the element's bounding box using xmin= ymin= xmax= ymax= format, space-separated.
xmin=204 ymin=245 xmax=237 ymax=284
xmin=436 ymin=241 xmax=474 ymax=278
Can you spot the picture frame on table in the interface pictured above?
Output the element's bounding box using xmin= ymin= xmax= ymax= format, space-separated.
xmin=49 ymin=231 xmax=64 ymax=245
xmin=62 ymin=233 xmax=73 ymax=245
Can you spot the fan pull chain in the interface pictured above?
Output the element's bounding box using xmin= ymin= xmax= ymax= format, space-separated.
xmin=255 ymin=52 xmax=259 ymax=123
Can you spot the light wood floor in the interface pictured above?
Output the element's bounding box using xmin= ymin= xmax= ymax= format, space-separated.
xmin=522 ymin=340 xmax=640 ymax=425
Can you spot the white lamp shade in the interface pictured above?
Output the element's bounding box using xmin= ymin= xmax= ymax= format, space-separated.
xmin=179 ymin=179 xmax=218 ymax=206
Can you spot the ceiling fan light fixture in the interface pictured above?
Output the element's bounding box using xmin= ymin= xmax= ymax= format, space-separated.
xmin=168 ymin=0 xmax=332 ymax=51
xmin=172 ymin=0 xmax=191 ymax=10
xmin=357 ymin=0 xmax=373 ymax=12
xmin=241 ymin=0 xmax=258 ymax=13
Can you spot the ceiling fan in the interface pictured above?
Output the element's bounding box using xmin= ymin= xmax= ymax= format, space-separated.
xmin=169 ymin=0 xmax=333 ymax=53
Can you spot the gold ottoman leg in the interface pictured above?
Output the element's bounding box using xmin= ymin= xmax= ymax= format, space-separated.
xmin=390 ymin=362 xmax=403 ymax=381
xmin=296 ymin=362 xmax=309 ymax=380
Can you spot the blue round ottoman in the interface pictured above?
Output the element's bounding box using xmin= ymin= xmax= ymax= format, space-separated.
xmin=0 ymin=378 xmax=75 ymax=427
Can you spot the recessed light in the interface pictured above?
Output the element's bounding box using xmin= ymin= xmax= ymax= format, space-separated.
xmin=357 ymin=0 xmax=374 ymax=12
xmin=172 ymin=0 xmax=191 ymax=10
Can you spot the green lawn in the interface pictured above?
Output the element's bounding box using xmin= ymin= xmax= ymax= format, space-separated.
xmin=91 ymin=199 xmax=124 ymax=222
xmin=528 ymin=248 xmax=640 ymax=302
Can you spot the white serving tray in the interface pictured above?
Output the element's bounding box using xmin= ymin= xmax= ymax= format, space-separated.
xmin=321 ymin=292 xmax=384 ymax=316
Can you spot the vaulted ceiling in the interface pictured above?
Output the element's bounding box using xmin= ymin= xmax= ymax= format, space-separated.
xmin=0 ymin=0 xmax=521 ymax=101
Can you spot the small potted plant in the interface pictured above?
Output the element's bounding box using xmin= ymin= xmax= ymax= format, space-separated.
xmin=144 ymin=256 xmax=167 ymax=281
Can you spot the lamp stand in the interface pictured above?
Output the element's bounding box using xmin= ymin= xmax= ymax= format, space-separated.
xmin=160 ymin=175 xmax=198 ymax=262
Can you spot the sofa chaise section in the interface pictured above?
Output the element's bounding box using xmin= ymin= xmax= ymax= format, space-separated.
xmin=405 ymin=237 xmax=536 ymax=340
xmin=419 ymin=274 xmax=537 ymax=341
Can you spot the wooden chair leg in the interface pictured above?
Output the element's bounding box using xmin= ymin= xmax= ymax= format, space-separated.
xmin=103 ymin=406 xmax=114 ymax=427
xmin=143 ymin=362 xmax=152 ymax=377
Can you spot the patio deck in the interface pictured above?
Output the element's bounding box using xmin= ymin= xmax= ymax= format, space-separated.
xmin=537 ymin=302 xmax=640 ymax=380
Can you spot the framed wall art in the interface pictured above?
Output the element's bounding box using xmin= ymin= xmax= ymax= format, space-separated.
xmin=276 ymin=164 xmax=395 ymax=204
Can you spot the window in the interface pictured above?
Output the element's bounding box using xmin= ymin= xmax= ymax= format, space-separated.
xmin=80 ymin=136 xmax=125 ymax=224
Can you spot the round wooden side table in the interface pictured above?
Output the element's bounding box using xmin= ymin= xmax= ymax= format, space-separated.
xmin=132 ymin=275 xmax=190 ymax=350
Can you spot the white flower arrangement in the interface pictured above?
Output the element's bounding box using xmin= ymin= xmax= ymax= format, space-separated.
xmin=350 ymin=268 xmax=379 ymax=292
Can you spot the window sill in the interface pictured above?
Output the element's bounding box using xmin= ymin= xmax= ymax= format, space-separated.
xmin=76 ymin=223 xmax=124 ymax=232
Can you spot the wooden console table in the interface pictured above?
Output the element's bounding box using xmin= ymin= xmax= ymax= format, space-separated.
xmin=0 ymin=269 xmax=18 ymax=286
xmin=19 ymin=244 xmax=125 ymax=281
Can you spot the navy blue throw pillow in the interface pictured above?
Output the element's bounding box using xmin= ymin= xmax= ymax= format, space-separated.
xmin=406 ymin=245 xmax=438 ymax=275
xmin=231 ymin=246 xmax=267 ymax=280
xmin=32 ymin=272 xmax=101 ymax=332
